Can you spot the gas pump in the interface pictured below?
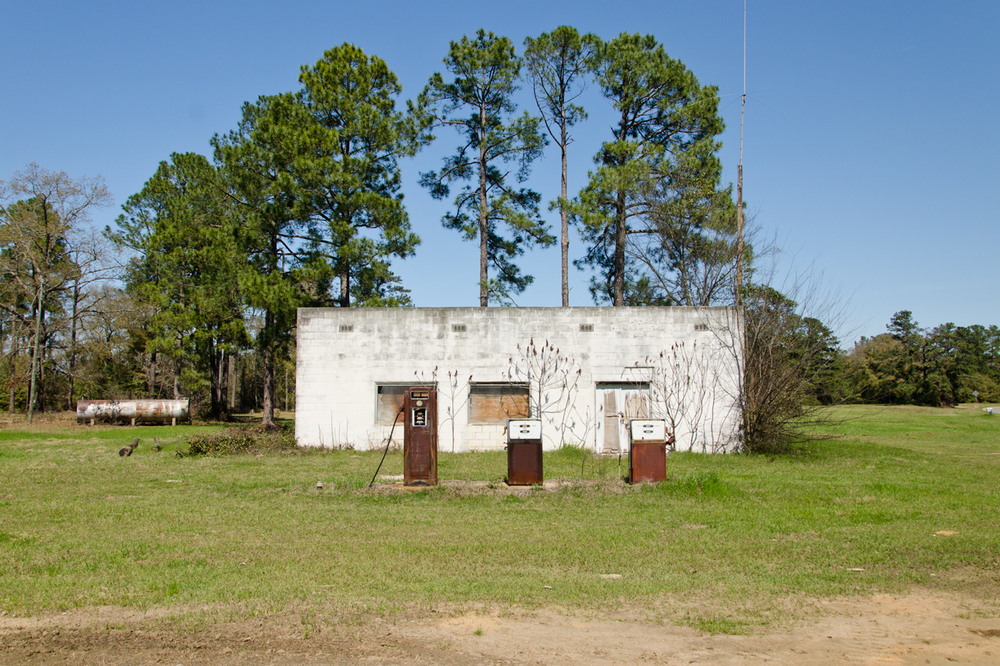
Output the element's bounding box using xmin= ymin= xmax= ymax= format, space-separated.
xmin=628 ymin=419 xmax=670 ymax=483
xmin=506 ymin=418 xmax=543 ymax=485
xmin=403 ymin=386 xmax=437 ymax=486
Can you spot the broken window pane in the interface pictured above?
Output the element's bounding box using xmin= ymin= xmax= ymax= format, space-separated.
xmin=375 ymin=385 xmax=408 ymax=424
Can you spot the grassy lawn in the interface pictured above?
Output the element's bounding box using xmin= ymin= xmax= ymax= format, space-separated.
xmin=1 ymin=405 xmax=998 ymax=632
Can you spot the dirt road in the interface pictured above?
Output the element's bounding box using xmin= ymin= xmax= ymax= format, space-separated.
xmin=2 ymin=590 xmax=998 ymax=664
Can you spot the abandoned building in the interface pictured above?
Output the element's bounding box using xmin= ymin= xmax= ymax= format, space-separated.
xmin=295 ymin=306 xmax=744 ymax=453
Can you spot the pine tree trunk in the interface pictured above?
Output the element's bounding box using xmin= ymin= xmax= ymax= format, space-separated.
xmin=209 ymin=345 xmax=226 ymax=419
xmin=173 ymin=358 xmax=181 ymax=400
xmin=27 ymin=279 xmax=45 ymax=424
xmin=613 ymin=190 xmax=627 ymax=306
xmin=478 ymin=105 xmax=489 ymax=307
xmin=560 ymin=124 xmax=570 ymax=308
xmin=148 ymin=352 xmax=157 ymax=396
xmin=261 ymin=311 xmax=276 ymax=427
xmin=339 ymin=268 xmax=350 ymax=308
xmin=227 ymin=353 xmax=237 ymax=413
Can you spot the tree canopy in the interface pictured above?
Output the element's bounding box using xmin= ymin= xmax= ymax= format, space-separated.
xmin=575 ymin=33 xmax=730 ymax=306
xmin=8 ymin=32 xmax=994 ymax=430
xmin=114 ymin=152 xmax=247 ymax=416
xmin=421 ymin=29 xmax=553 ymax=306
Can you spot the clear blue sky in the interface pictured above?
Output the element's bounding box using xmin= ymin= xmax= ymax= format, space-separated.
xmin=2 ymin=0 xmax=997 ymax=345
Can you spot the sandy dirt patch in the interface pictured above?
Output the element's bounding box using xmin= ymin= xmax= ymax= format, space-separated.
xmin=2 ymin=590 xmax=998 ymax=665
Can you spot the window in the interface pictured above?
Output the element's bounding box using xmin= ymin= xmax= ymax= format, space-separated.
xmin=469 ymin=383 xmax=530 ymax=424
xmin=375 ymin=385 xmax=408 ymax=424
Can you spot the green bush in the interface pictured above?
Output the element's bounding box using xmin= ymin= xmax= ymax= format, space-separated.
xmin=182 ymin=425 xmax=298 ymax=456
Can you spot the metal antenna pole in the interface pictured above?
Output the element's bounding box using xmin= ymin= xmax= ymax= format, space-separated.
xmin=735 ymin=0 xmax=747 ymax=308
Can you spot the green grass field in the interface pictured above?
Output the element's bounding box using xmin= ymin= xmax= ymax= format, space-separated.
xmin=1 ymin=405 xmax=997 ymax=632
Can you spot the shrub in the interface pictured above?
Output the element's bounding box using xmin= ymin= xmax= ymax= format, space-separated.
xmin=182 ymin=425 xmax=297 ymax=456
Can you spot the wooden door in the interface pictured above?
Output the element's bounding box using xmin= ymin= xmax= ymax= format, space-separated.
xmin=595 ymin=383 xmax=650 ymax=454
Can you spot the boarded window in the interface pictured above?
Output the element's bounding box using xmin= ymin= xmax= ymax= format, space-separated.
xmin=469 ymin=384 xmax=530 ymax=424
xmin=375 ymin=385 xmax=407 ymax=424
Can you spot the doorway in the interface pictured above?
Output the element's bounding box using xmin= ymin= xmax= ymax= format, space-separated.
xmin=595 ymin=382 xmax=650 ymax=454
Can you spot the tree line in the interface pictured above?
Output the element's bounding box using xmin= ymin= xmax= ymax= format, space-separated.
xmin=3 ymin=28 xmax=743 ymax=427
xmin=837 ymin=311 xmax=1000 ymax=406
xmin=748 ymin=302 xmax=1000 ymax=412
xmin=2 ymin=28 xmax=994 ymax=441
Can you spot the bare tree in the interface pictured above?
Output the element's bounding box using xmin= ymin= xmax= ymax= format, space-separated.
xmin=440 ymin=370 xmax=471 ymax=453
xmin=411 ymin=366 xmax=474 ymax=453
xmin=634 ymin=340 xmax=741 ymax=453
xmin=62 ymin=227 xmax=118 ymax=408
xmin=712 ymin=262 xmax=848 ymax=453
xmin=0 ymin=164 xmax=111 ymax=421
xmin=503 ymin=338 xmax=588 ymax=446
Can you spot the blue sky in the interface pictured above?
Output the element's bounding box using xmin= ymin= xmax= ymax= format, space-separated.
xmin=2 ymin=0 xmax=997 ymax=344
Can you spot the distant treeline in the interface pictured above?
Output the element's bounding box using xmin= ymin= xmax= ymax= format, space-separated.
xmin=813 ymin=311 xmax=999 ymax=406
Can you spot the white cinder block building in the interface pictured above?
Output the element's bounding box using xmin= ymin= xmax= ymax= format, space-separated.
xmin=295 ymin=307 xmax=744 ymax=453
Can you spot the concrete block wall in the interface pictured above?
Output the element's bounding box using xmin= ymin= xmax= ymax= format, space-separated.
xmin=295 ymin=307 xmax=743 ymax=453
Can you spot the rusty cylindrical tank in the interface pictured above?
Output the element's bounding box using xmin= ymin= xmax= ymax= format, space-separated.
xmin=76 ymin=399 xmax=191 ymax=425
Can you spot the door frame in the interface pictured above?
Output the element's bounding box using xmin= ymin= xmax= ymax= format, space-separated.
xmin=595 ymin=381 xmax=651 ymax=454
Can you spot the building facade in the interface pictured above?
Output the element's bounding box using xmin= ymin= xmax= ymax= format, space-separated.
xmin=295 ymin=307 xmax=743 ymax=453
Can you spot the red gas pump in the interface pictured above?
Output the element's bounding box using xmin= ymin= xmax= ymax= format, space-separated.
xmin=403 ymin=387 xmax=437 ymax=486
xmin=628 ymin=419 xmax=671 ymax=483
xmin=506 ymin=418 xmax=543 ymax=485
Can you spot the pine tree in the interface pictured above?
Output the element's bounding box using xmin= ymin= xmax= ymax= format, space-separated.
xmin=421 ymin=30 xmax=553 ymax=306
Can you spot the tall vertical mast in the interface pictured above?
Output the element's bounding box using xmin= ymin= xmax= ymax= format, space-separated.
xmin=735 ymin=0 xmax=747 ymax=307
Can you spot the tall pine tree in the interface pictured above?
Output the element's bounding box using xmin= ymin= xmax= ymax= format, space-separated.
xmin=523 ymin=27 xmax=600 ymax=307
xmin=576 ymin=33 xmax=726 ymax=306
xmin=421 ymin=30 xmax=553 ymax=306
xmin=296 ymin=43 xmax=425 ymax=307
xmin=114 ymin=152 xmax=248 ymax=416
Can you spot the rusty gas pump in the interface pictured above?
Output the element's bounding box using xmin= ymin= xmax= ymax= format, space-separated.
xmin=506 ymin=418 xmax=543 ymax=485
xmin=403 ymin=387 xmax=437 ymax=486
xmin=628 ymin=419 xmax=671 ymax=483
